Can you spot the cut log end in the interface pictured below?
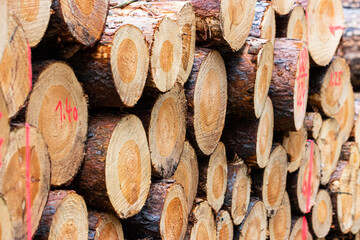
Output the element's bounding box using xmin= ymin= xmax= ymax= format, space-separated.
xmin=0 ymin=197 xmax=14 ymax=239
xmin=289 ymin=217 xmax=312 ymax=240
xmin=307 ymin=0 xmax=344 ymax=66
xmin=193 ymin=50 xmax=227 ymax=155
xmin=263 ymin=145 xmax=288 ymax=216
xmin=149 ymin=84 xmax=186 ymax=178
xmin=351 ymin=169 xmax=360 ymax=234
xmin=216 ymin=210 xmax=233 ymax=240
xmin=256 ymin=97 xmax=274 ymax=168
xmin=189 ymin=201 xmax=216 ymax=240
xmin=110 ymin=24 xmax=149 ymax=107
xmin=88 ymin=210 xmax=124 ymax=240
xmin=0 ymin=0 xmax=7 ymax=60
xmin=304 ymin=112 xmax=323 ymax=140
xmin=250 ymin=1 xmax=275 ymax=45
xmin=8 ymin=0 xmax=51 ymax=47
xmin=0 ymin=89 xmax=9 ymax=164
xmin=311 ymin=190 xmax=332 ymax=238
xmin=171 ymin=140 xmax=199 ymax=214
xmin=286 ymin=5 xmax=307 ymax=42
xmin=150 ymin=18 xmax=182 ymax=92
xmin=0 ymin=126 xmax=50 ymax=239
xmin=26 ymin=62 xmax=88 ymax=186
xmin=221 ymin=0 xmax=256 ymax=51
xmin=273 ymin=0 xmax=294 ymax=15
xmin=269 ymin=192 xmax=291 ymax=240
xmin=283 ymin=127 xmax=308 ymax=173
xmin=57 ymin=0 xmax=109 ymax=46
xmin=0 ymin=15 xmax=30 ymax=117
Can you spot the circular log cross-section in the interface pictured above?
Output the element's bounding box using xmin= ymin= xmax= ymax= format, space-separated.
xmin=148 ymin=84 xmax=186 ymax=178
xmin=339 ymin=142 xmax=360 ymax=169
xmin=49 ymin=0 xmax=109 ymax=46
xmin=272 ymin=0 xmax=294 ymax=15
xmin=223 ymin=162 xmax=250 ymax=225
xmin=318 ymin=118 xmax=341 ymax=185
xmin=283 ymin=127 xmax=308 ymax=173
xmin=309 ymin=57 xmax=351 ymax=117
xmin=0 ymin=0 xmax=7 ymax=60
xmin=26 ymin=62 xmax=88 ymax=186
xmin=234 ymin=199 xmax=267 ymax=240
xmin=189 ymin=200 xmax=216 ymax=240
xmin=70 ymin=20 xmax=150 ymax=108
xmin=34 ymin=190 xmax=88 ymax=240
xmin=222 ymin=97 xmax=274 ymax=168
xmin=8 ymin=0 xmax=51 ymax=47
xmin=224 ymin=38 xmax=274 ymax=118
xmin=126 ymin=181 xmax=188 ymax=240
xmin=0 ymin=126 xmax=50 ymax=239
xmin=198 ymin=142 xmax=228 ymax=212
xmin=269 ymin=38 xmax=309 ymax=131
xmin=269 ymin=192 xmax=291 ymax=240
xmin=171 ymin=140 xmax=199 ymax=214
xmin=185 ymin=48 xmax=227 ymax=155
xmin=0 ymin=89 xmax=10 ymax=165
xmin=307 ymin=0 xmax=344 ymax=66
xmin=289 ymin=217 xmax=312 ymax=240
xmin=88 ymin=210 xmax=124 ymax=240
xmin=0 ymin=197 xmax=14 ymax=239
xmin=309 ymin=189 xmax=332 ymax=238
xmin=75 ymin=114 xmax=151 ymax=219
xmin=304 ymin=112 xmax=323 ymax=140
xmin=0 ymin=15 xmax=31 ymax=117
xmin=249 ymin=1 xmax=275 ymax=45
xmin=276 ymin=5 xmax=307 ymax=42
xmin=351 ymin=169 xmax=360 ymax=234
xmin=216 ymin=210 xmax=233 ymax=240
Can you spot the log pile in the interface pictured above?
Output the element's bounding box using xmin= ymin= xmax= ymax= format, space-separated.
xmin=1 ymin=0 xmax=360 ymax=239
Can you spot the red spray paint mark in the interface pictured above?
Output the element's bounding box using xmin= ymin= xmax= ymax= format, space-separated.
xmin=25 ymin=123 xmax=32 ymax=240
xmin=297 ymin=48 xmax=309 ymax=108
xmin=330 ymin=71 xmax=343 ymax=86
xmin=329 ymin=25 xmax=345 ymax=36
xmin=55 ymin=99 xmax=78 ymax=123
xmin=27 ymin=44 xmax=32 ymax=92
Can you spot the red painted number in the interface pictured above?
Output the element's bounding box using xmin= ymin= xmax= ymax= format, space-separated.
xmin=55 ymin=99 xmax=78 ymax=123
xmin=297 ymin=48 xmax=308 ymax=107
xmin=330 ymin=71 xmax=342 ymax=87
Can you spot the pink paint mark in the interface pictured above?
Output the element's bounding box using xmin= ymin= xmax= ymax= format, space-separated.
xmin=302 ymin=216 xmax=308 ymax=240
xmin=297 ymin=73 xmax=308 ymax=81
xmin=0 ymin=112 xmax=2 ymax=119
xmin=329 ymin=25 xmax=345 ymax=36
xmin=25 ymin=123 xmax=32 ymax=240
xmin=27 ymin=44 xmax=32 ymax=92
xmin=305 ymin=10 xmax=309 ymax=45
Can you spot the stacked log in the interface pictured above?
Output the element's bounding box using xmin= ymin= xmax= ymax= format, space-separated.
xmin=88 ymin=210 xmax=124 ymax=240
xmin=268 ymin=192 xmax=292 ymax=240
xmin=276 ymin=4 xmax=307 ymax=41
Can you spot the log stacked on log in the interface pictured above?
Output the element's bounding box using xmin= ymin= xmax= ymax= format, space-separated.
xmin=0 ymin=197 xmax=14 ymax=239
xmin=187 ymin=199 xmax=216 ymax=239
xmin=276 ymin=4 xmax=307 ymax=42
xmin=88 ymin=210 xmax=124 ymax=240
xmin=268 ymin=192 xmax=291 ymax=240
xmin=283 ymin=126 xmax=307 ymax=172
xmin=215 ymin=210 xmax=233 ymax=240
xmin=272 ymin=0 xmax=295 ymax=15
xmin=250 ymin=1 xmax=276 ymax=45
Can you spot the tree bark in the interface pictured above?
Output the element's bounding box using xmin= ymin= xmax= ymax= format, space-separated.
xmin=249 ymin=1 xmax=275 ymax=45
xmin=304 ymin=112 xmax=322 ymax=140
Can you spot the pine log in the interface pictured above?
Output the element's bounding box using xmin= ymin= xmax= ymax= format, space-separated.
xmin=37 ymin=0 xmax=109 ymax=57
xmin=26 ymin=61 xmax=88 ymax=186
xmin=351 ymin=169 xmax=360 ymax=234
xmin=304 ymin=112 xmax=322 ymax=140
xmin=275 ymin=4 xmax=307 ymax=42
xmin=249 ymin=1 xmax=275 ymax=45
xmin=234 ymin=199 xmax=267 ymax=240
xmin=187 ymin=200 xmax=216 ymax=240
xmin=198 ymin=142 xmax=228 ymax=212
xmin=289 ymin=217 xmax=313 ymax=240
xmin=308 ymin=57 xmax=352 ymax=117
xmin=222 ymin=97 xmax=274 ymax=168
xmin=0 ymin=0 xmax=7 ymax=60
xmin=283 ymin=126 xmax=308 ymax=173
xmin=251 ymin=144 xmax=288 ymax=216
xmin=308 ymin=189 xmax=332 ymax=238
xmin=305 ymin=0 xmax=344 ymax=66
xmin=0 ymin=14 xmax=31 ymax=117
xmin=0 ymin=89 xmax=9 ymax=167
xmin=0 ymin=197 xmax=14 ymax=239
xmin=339 ymin=141 xmax=360 ymax=169
xmin=287 ymin=141 xmax=321 ymax=214
xmin=34 ymin=190 xmax=88 ymax=240
xmin=0 ymin=126 xmax=50 ymax=239
xmin=223 ymin=37 xmax=274 ymax=118
xmin=350 ymin=93 xmax=360 ymax=144
xmin=73 ymin=113 xmax=151 ymax=219
xmin=271 ymin=0 xmax=294 ymax=15
xmin=268 ymin=192 xmax=292 ymax=240
xmin=223 ymin=161 xmax=251 ymax=225
xmin=215 ymin=210 xmax=233 ymax=240
xmin=88 ymin=210 xmax=124 ymax=240
xmin=336 ymin=8 xmax=360 ymax=90
xmin=8 ymin=0 xmax=51 ymax=47
xmin=329 ymin=161 xmax=356 ymax=234
xmin=171 ymin=140 xmax=199 ymax=214
xmin=269 ymin=38 xmax=309 ymax=131
xmin=68 ymin=8 xmax=150 ymax=108
xmin=119 ymin=1 xmax=196 ymax=86
xmin=192 ymin=0 xmax=256 ymax=51
xmin=185 ymin=48 xmax=227 ymax=156
xmin=318 ymin=118 xmax=342 ymax=185
xmin=125 ymin=180 xmax=188 ymax=240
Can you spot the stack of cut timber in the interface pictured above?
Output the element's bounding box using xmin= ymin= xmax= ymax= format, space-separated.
xmin=1 ymin=0 xmax=360 ymax=239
